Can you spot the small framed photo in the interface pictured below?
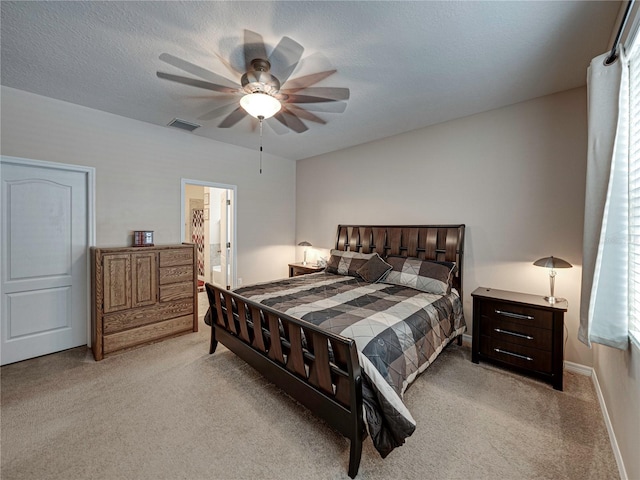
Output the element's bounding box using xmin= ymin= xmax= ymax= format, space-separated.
xmin=204 ymin=208 xmax=209 ymax=220
xmin=204 ymin=193 xmax=209 ymax=205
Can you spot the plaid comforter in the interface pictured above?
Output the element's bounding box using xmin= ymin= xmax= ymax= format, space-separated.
xmin=233 ymin=271 xmax=466 ymax=457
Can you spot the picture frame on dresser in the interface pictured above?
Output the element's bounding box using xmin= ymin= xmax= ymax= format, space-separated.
xmin=471 ymin=287 xmax=567 ymax=390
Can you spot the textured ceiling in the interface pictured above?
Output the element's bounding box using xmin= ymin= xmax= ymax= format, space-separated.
xmin=0 ymin=1 xmax=621 ymax=160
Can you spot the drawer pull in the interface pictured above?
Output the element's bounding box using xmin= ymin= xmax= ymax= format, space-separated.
xmin=494 ymin=348 xmax=533 ymax=361
xmin=495 ymin=309 xmax=534 ymax=321
xmin=494 ymin=328 xmax=534 ymax=340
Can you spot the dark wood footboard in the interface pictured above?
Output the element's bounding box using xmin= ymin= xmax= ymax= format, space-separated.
xmin=205 ymin=282 xmax=366 ymax=479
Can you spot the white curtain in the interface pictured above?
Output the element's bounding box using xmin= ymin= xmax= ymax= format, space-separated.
xmin=579 ymin=50 xmax=630 ymax=349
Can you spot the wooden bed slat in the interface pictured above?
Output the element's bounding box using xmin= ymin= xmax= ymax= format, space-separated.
xmin=236 ymin=300 xmax=251 ymax=343
xmin=250 ymin=305 xmax=267 ymax=352
xmin=361 ymin=227 xmax=372 ymax=254
xmin=373 ymin=228 xmax=386 ymax=256
xmin=284 ymin=323 xmax=307 ymax=378
xmin=389 ymin=228 xmax=401 ymax=256
xmin=445 ymin=227 xmax=458 ymax=262
xmin=425 ymin=228 xmax=437 ymax=259
xmin=266 ymin=313 xmax=284 ymax=363
xmin=406 ymin=227 xmax=418 ymax=257
xmin=337 ymin=226 xmax=348 ymax=251
xmin=307 ymin=330 xmax=334 ymax=394
xmin=348 ymin=227 xmax=358 ymax=252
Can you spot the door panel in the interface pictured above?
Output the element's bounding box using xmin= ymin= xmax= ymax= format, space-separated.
xmin=7 ymin=287 xmax=71 ymax=338
xmin=132 ymin=252 xmax=157 ymax=307
xmin=1 ymin=159 xmax=90 ymax=365
xmin=103 ymin=254 xmax=131 ymax=313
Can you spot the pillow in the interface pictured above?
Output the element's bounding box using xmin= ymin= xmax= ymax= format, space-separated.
xmin=383 ymin=256 xmax=455 ymax=294
xmin=325 ymin=249 xmax=375 ymax=277
xmin=356 ymin=253 xmax=393 ymax=283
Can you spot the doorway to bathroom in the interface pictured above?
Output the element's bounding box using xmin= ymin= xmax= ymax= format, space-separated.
xmin=181 ymin=179 xmax=236 ymax=291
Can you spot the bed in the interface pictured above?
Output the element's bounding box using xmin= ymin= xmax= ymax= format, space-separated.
xmin=205 ymin=225 xmax=465 ymax=478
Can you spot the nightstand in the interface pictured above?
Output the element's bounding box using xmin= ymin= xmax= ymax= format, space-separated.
xmin=471 ymin=287 xmax=567 ymax=390
xmin=288 ymin=262 xmax=324 ymax=277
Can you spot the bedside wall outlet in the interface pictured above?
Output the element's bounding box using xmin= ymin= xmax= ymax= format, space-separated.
xmin=237 ymin=277 xmax=243 ymax=286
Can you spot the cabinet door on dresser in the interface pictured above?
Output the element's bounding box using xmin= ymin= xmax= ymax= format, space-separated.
xmin=102 ymin=254 xmax=132 ymax=313
xmin=131 ymin=252 xmax=158 ymax=308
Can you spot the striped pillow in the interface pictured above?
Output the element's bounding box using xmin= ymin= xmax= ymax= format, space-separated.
xmin=383 ymin=256 xmax=454 ymax=295
xmin=325 ymin=249 xmax=375 ymax=277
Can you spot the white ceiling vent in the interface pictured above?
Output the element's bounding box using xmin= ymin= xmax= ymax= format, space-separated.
xmin=167 ymin=118 xmax=201 ymax=132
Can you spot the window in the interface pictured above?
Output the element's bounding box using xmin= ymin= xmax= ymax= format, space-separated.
xmin=627 ymin=39 xmax=640 ymax=347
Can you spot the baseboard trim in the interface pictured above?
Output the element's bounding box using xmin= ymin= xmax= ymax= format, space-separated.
xmin=563 ymin=361 xmax=627 ymax=479
xmin=563 ymin=360 xmax=592 ymax=377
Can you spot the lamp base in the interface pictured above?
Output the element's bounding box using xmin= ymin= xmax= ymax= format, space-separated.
xmin=544 ymin=296 xmax=566 ymax=305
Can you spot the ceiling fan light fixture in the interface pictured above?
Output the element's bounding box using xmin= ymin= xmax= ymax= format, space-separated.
xmin=240 ymin=92 xmax=281 ymax=119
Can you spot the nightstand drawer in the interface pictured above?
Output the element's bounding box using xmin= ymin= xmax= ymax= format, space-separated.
xmin=480 ymin=300 xmax=553 ymax=330
xmin=480 ymin=336 xmax=552 ymax=373
xmin=480 ymin=316 xmax=552 ymax=350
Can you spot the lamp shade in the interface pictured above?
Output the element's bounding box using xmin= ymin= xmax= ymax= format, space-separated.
xmin=298 ymin=241 xmax=312 ymax=247
xmin=240 ymin=92 xmax=281 ymax=119
xmin=533 ymin=256 xmax=572 ymax=269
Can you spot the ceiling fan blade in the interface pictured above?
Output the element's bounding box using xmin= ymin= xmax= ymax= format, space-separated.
xmin=300 ymin=101 xmax=348 ymax=114
xmin=214 ymin=52 xmax=242 ymax=78
xmin=268 ymin=36 xmax=304 ymax=85
xmin=284 ymin=105 xmax=326 ymax=125
xmin=159 ymin=53 xmax=239 ymax=88
xmin=198 ymin=101 xmax=240 ymax=121
xmin=281 ymin=93 xmax=346 ymax=104
xmin=281 ymin=70 xmax=337 ymax=91
xmin=157 ymin=72 xmax=240 ymax=94
xmin=218 ymin=107 xmax=248 ymax=128
xmin=244 ymin=29 xmax=268 ymax=69
xmin=265 ymin=117 xmax=290 ymax=135
xmin=274 ymin=111 xmax=308 ymax=133
xmin=281 ymin=87 xmax=350 ymax=102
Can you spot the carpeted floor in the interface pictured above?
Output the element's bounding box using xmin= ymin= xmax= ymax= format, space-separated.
xmin=1 ymin=295 xmax=619 ymax=480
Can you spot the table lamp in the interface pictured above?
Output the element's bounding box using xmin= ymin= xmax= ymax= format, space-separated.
xmin=298 ymin=241 xmax=312 ymax=265
xmin=533 ymin=256 xmax=572 ymax=304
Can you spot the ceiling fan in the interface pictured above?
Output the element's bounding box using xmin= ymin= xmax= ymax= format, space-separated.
xmin=156 ymin=30 xmax=350 ymax=134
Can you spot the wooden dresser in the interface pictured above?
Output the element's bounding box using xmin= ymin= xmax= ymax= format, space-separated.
xmin=91 ymin=244 xmax=198 ymax=361
xmin=471 ymin=287 xmax=567 ymax=390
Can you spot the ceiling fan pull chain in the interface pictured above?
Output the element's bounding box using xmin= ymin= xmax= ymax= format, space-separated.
xmin=258 ymin=115 xmax=264 ymax=174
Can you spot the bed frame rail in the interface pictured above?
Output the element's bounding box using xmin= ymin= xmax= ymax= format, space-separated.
xmin=205 ymin=282 xmax=366 ymax=478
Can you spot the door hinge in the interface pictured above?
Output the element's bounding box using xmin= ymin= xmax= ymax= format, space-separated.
xmin=226 ymin=242 xmax=231 ymax=248
xmin=226 ymin=199 xmax=231 ymax=206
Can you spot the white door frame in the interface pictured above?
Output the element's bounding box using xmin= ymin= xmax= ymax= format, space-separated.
xmin=180 ymin=178 xmax=237 ymax=289
xmin=0 ymin=155 xmax=96 ymax=347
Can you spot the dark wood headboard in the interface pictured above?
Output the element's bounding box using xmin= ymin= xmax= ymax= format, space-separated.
xmin=334 ymin=225 xmax=465 ymax=298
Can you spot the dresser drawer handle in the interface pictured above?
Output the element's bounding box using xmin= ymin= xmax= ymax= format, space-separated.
xmin=494 ymin=328 xmax=534 ymax=340
xmin=495 ymin=309 xmax=534 ymax=320
xmin=494 ymin=348 xmax=533 ymax=361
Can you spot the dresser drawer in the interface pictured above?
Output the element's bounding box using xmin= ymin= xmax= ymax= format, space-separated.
xmin=159 ymin=265 xmax=193 ymax=285
xmin=160 ymin=281 xmax=194 ymax=302
xmin=480 ymin=300 xmax=553 ymax=330
xmin=480 ymin=316 xmax=552 ymax=351
xmin=159 ymin=248 xmax=193 ymax=267
xmin=480 ymin=336 xmax=552 ymax=374
xmin=103 ymin=315 xmax=193 ymax=354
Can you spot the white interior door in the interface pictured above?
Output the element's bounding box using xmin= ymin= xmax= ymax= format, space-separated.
xmin=219 ymin=190 xmax=229 ymax=289
xmin=1 ymin=158 xmax=91 ymax=365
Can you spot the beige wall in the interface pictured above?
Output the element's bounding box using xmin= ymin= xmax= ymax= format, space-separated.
xmin=297 ymin=87 xmax=591 ymax=367
xmin=1 ymin=86 xmax=296 ymax=284
xmin=594 ymin=345 xmax=640 ymax=480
